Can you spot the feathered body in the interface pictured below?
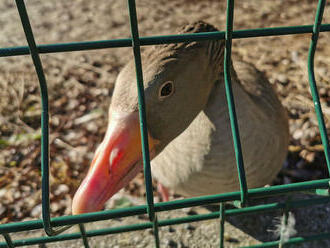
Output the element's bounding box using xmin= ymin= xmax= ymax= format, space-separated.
xmin=151 ymin=59 xmax=289 ymax=196
xmin=72 ymin=21 xmax=289 ymax=214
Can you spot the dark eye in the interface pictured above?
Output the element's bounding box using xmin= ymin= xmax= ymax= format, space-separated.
xmin=158 ymin=81 xmax=174 ymax=100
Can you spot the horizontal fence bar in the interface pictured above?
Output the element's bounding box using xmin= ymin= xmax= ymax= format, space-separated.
xmin=1 ymin=196 xmax=330 ymax=247
xmin=0 ymin=178 xmax=329 ymax=234
xmin=242 ymin=233 xmax=330 ymax=248
xmin=1 ymin=24 xmax=330 ymax=57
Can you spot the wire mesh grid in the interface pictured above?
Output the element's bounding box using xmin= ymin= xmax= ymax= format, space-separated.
xmin=0 ymin=0 xmax=330 ymax=247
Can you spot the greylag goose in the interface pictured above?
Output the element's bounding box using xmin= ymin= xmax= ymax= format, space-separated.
xmin=72 ymin=21 xmax=289 ymax=214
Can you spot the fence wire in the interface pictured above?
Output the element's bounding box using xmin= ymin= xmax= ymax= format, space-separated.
xmin=0 ymin=0 xmax=330 ymax=247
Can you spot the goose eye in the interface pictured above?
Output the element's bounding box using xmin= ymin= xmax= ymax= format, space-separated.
xmin=158 ymin=81 xmax=174 ymax=100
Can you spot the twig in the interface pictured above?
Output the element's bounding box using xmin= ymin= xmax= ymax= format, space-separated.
xmin=289 ymin=144 xmax=324 ymax=152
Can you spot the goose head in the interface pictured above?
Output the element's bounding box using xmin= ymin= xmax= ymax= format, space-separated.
xmin=72 ymin=21 xmax=224 ymax=214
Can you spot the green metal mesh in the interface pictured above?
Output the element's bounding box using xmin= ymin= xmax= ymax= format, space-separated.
xmin=0 ymin=0 xmax=330 ymax=247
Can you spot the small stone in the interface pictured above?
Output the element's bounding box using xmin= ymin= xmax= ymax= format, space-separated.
xmin=305 ymin=152 xmax=316 ymax=163
xmin=317 ymin=67 xmax=327 ymax=77
xmin=184 ymin=224 xmax=195 ymax=231
xmin=0 ymin=189 xmax=7 ymax=198
xmin=51 ymin=202 xmax=60 ymax=212
xmin=300 ymin=149 xmax=315 ymax=163
xmin=54 ymin=184 xmax=69 ymax=195
xmin=282 ymin=59 xmax=290 ymax=65
xmin=224 ymin=235 xmax=240 ymax=243
xmin=319 ymin=87 xmax=327 ymax=96
xmin=51 ymin=116 xmax=60 ymax=126
xmin=21 ymin=185 xmax=31 ymax=192
xmin=306 ymin=128 xmax=317 ymax=139
xmin=302 ymin=121 xmax=310 ymax=130
xmin=67 ymin=99 xmax=79 ymax=110
xmin=164 ymin=239 xmax=177 ymax=248
xmin=277 ymin=74 xmax=289 ymax=85
xmin=137 ymin=243 xmax=147 ymax=248
xmin=293 ymin=129 xmax=304 ymax=140
xmin=133 ymin=236 xmax=141 ymax=243
xmin=186 ymin=209 xmax=197 ymax=215
xmin=79 ymin=105 xmax=87 ymax=112
xmin=86 ymin=122 xmax=98 ymax=132
xmin=13 ymin=191 xmax=21 ymax=199
xmin=291 ymin=51 xmax=300 ymax=64
xmin=179 ymin=241 xmax=188 ymax=248
xmin=31 ymin=204 xmax=42 ymax=218
xmin=0 ymin=204 xmax=6 ymax=215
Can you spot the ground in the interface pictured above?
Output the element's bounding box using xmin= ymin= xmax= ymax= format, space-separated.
xmin=0 ymin=0 xmax=330 ymax=247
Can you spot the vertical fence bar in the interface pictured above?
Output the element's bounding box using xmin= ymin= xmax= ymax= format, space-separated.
xmin=127 ymin=0 xmax=160 ymax=247
xmin=219 ymin=203 xmax=225 ymax=248
xmin=2 ymin=234 xmax=14 ymax=248
xmin=78 ymin=224 xmax=90 ymax=248
xmin=14 ymin=0 xmax=70 ymax=236
xmin=307 ymin=0 xmax=330 ymax=174
xmin=223 ymin=0 xmax=248 ymax=207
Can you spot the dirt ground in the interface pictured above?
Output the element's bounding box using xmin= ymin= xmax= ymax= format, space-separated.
xmin=0 ymin=0 xmax=330 ymax=247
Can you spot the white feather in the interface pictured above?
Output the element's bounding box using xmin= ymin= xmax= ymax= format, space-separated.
xmin=268 ymin=211 xmax=297 ymax=243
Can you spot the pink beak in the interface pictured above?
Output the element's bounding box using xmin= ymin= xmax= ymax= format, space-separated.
xmin=72 ymin=110 xmax=159 ymax=214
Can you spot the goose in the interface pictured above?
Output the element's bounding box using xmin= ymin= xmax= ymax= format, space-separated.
xmin=72 ymin=21 xmax=289 ymax=214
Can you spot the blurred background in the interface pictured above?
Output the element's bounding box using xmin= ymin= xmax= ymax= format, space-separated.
xmin=0 ymin=0 xmax=329 ymax=225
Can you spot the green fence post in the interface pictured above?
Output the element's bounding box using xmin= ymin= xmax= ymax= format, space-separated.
xmin=2 ymin=234 xmax=14 ymax=248
xmin=14 ymin=0 xmax=71 ymax=236
xmin=78 ymin=224 xmax=90 ymax=248
xmin=127 ymin=0 xmax=160 ymax=247
xmin=224 ymin=0 xmax=248 ymax=207
xmin=307 ymin=0 xmax=330 ymax=174
xmin=219 ymin=203 xmax=225 ymax=248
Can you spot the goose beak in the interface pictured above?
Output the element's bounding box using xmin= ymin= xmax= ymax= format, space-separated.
xmin=72 ymin=110 xmax=159 ymax=214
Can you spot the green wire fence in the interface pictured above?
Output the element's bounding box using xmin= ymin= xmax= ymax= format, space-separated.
xmin=0 ymin=0 xmax=330 ymax=247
